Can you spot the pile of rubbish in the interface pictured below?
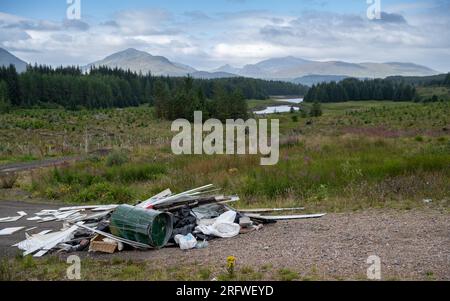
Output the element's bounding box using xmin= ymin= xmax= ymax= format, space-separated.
xmin=0 ymin=184 xmax=326 ymax=257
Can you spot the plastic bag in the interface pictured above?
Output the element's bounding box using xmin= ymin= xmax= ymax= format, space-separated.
xmin=195 ymin=240 xmax=209 ymax=249
xmin=216 ymin=210 xmax=237 ymax=223
xmin=174 ymin=233 xmax=197 ymax=250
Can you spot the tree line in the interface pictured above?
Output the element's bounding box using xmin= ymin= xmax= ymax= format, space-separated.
xmin=304 ymin=78 xmax=416 ymax=103
xmin=444 ymin=73 xmax=450 ymax=86
xmin=153 ymin=76 xmax=249 ymax=121
xmin=386 ymin=73 xmax=450 ymax=87
xmin=0 ymin=64 xmax=308 ymax=119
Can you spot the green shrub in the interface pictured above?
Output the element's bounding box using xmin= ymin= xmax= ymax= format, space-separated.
xmin=44 ymin=187 xmax=60 ymax=200
xmin=198 ymin=268 xmax=211 ymax=280
xmin=315 ymin=184 xmax=329 ymax=201
xmin=51 ymin=167 xmax=102 ymax=186
xmin=278 ymin=268 xmax=299 ymax=281
xmin=21 ymin=256 xmax=37 ymax=269
xmin=87 ymin=154 xmax=102 ymax=163
xmin=0 ymin=173 xmax=18 ymax=189
xmin=0 ymin=259 xmax=14 ymax=281
xmin=71 ymin=182 xmax=134 ymax=204
xmin=310 ymin=101 xmax=323 ymax=117
xmin=105 ymin=163 xmax=166 ymax=183
xmin=105 ymin=150 xmax=129 ymax=167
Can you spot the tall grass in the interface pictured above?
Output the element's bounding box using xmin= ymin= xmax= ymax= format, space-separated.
xmin=31 ymin=160 xmax=167 ymax=203
xmin=70 ymin=182 xmax=133 ymax=204
xmin=105 ymin=163 xmax=167 ymax=182
xmin=240 ymin=138 xmax=449 ymax=196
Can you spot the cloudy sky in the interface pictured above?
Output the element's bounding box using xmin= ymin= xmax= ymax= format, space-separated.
xmin=0 ymin=0 xmax=449 ymax=71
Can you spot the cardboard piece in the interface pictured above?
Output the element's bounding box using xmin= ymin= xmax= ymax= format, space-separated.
xmin=89 ymin=234 xmax=118 ymax=254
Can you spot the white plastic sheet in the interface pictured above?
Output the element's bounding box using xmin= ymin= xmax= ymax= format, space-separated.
xmin=195 ymin=210 xmax=240 ymax=238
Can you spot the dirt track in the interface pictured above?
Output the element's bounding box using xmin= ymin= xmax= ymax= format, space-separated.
xmin=0 ymin=149 xmax=111 ymax=174
xmin=0 ymin=200 xmax=449 ymax=280
xmin=0 ymin=157 xmax=79 ymax=174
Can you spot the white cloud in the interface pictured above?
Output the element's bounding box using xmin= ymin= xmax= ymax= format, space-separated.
xmin=0 ymin=5 xmax=449 ymax=71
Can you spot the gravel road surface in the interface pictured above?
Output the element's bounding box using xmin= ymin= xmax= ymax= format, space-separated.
xmin=0 ymin=201 xmax=448 ymax=280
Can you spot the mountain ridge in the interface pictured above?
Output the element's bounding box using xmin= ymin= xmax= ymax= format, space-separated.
xmin=229 ymin=56 xmax=438 ymax=79
xmin=85 ymin=48 xmax=196 ymax=76
xmin=0 ymin=47 xmax=440 ymax=80
xmin=0 ymin=48 xmax=28 ymax=73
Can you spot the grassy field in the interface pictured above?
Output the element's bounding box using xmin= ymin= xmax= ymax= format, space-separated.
xmin=0 ymin=106 xmax=173 ymax=164
xmin=0 ymin=100 xmax=449 ymax=213
xmin=0 ymin=254 xmax=329 ymax=281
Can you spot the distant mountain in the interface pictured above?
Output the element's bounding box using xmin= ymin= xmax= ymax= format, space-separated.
xmin=86 ymin=48 xmax=197 ymax=76
xmin=292 ymin=75 xmax=350 ymax=86
xmin=212 ymin=64 xmax=242 ymax=74
xmin=86 ymin=49 xmax=438 ymax=81
xmin=173 ymin=62 xmax=197 ymax=73
xmin=191 ymin=71 xmax=238 ymax=79
xmin=241 ymin=56 xmax=311 ymax=78
xmin=0 ymin=48 xmax=27 ymax=73
xmin=225 ymin=57 xmax=438 ymax=80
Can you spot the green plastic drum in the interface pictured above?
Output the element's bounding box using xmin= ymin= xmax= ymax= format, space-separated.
xmin=110 ymin=205 xmax=173 ymax=248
